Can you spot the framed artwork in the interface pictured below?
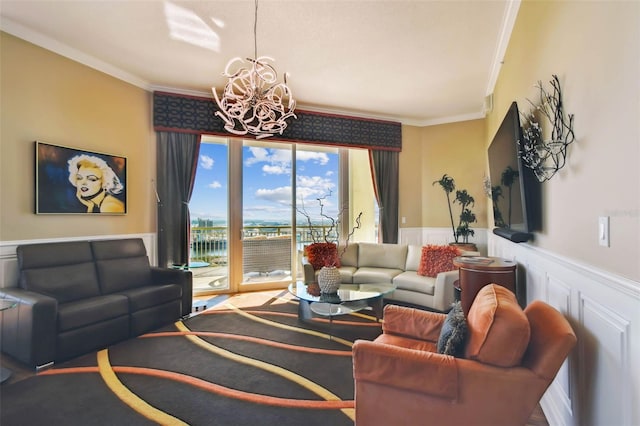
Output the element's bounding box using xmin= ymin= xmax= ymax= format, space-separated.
xmin=35 ymin=141 xmax=127 ymax=214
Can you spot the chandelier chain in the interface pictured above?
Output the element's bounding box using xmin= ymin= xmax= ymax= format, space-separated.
xmin=253 ymin=0 xmax=258 ymax=59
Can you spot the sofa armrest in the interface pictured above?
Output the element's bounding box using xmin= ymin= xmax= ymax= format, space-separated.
xmin=382 ymin=304 xmax=446 ymax=342
xmin=0 ymin=288 xmax=57 ymax=368
xmin=353 ymin=339 xmax=458 ymax=399
xmin=302 ymin=260 xmax=316 ymax=284
xmin=150 ymin=267 xmax=193 ymax=317
xmin=431 ymin=269 xmax=459 ymax=311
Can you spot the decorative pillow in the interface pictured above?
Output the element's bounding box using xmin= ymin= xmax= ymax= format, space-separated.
xmin=464 ymin=284 xmax=531 ymax=367
xmin=437 ymin=301 xmax=467 ymax=357
xmin=417 ymin=245 xmax=461 ymax=277
xmin=305 ymin=243 xmax=341 ymax=270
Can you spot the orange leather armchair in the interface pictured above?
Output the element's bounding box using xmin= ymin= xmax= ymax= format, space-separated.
xmin=353 ymin=284 xmax=577 ymax=426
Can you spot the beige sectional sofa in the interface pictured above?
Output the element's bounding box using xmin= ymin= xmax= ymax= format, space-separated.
xmin=303 ymin=242 xmax=468 ymax=312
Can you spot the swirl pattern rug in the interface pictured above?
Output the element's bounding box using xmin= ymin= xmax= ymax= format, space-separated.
xmin=0 ymin=290 xmax=382 ymax=426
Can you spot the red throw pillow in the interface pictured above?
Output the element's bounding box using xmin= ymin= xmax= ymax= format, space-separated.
xmin=305 ymin=243 xmax=341 ymax=270
xmin=417 ymin=245 xmax=461 ymax=277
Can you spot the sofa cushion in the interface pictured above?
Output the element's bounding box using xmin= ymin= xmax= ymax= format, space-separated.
xmin=404 ymin=245 xmax=423 ymax=271
xmin=58 ymin=294 xmax=129 ymax=332
xmin=96 ymin=257 xmax=152 ymax=294
xmin=20 ymin=262 xmax=101 ymax=303
xmin=17 ymin=241 xmax=94 ymax=269
xmin=117 ymin=284 xmax=183 ymax=312
xmin=437 ymin=301 xmax=467 ymax=357
xmin=464 ymin=284 xmax=531 ymax=367
xmin=417 ymin=245 xmax=461 ymax=277
xmin=392 ymin=271 xmax=436 ymax=295
xmin=91 ymin=238 xmax=147 ymax=260
xmin=353 ymin=267 xmax=403 ymax=284
xmin=340 ymin=243 xmax=358 ymax=267
xmin=375 ymin=333 xmax=438 ymax=352
xmin=358 ymin=243 xmax=407 ymax=270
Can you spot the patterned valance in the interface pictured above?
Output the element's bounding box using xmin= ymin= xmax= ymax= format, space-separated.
xmin=153 ymin=91 xmax=401 ymax=151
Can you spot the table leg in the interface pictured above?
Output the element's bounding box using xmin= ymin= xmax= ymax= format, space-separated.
xmin=368 ymin=296 xmax=384 ymax=321
xmin=298 ymin=299 xmax=313 ymax=321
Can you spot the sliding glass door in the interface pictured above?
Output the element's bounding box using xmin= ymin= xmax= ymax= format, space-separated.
xmin=188 ymin=137 xmax=230 ymax=295
xmin=240 ymin=140 xmax=294 ymax=289
xmin=189 ymin=136 xmax=376 ymax=295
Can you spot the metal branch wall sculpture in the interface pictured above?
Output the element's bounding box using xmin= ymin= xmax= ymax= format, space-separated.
xmin=518 ymin=75 xmax=575 ymax=182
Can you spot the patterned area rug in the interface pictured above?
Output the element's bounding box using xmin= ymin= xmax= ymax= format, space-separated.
xmin=1 ymin=290 xmax=382 ymax=425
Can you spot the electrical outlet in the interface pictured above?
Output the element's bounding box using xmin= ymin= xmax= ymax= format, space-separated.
xmin=598 ymin=216 xmax=610 ymax=247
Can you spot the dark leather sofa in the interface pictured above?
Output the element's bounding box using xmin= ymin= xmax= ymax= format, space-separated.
xmin=0 ymin=238 xmax=192 ymax=368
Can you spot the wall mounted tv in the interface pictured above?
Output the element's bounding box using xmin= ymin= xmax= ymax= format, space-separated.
xmin=488 ymin=101 xmax=542 ymax=243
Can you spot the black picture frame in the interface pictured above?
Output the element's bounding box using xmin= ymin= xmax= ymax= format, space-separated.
xmin=35 ymin=141 xmax=127 ymax=214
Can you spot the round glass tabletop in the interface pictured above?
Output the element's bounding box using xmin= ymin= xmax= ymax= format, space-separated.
xmin=288 ymin=282 xmax=396 ymax=304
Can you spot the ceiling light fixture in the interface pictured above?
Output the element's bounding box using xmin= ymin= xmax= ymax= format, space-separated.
xmin=212 ymin=0 xmax=296 ymax=139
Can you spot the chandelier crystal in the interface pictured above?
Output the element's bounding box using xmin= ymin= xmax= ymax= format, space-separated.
xmin=212 ymin=0 xmax=296 ymax=139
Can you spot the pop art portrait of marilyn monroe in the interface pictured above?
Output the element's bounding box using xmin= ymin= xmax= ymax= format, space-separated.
xmin=36 ymin=142 xmax=127 ymax=214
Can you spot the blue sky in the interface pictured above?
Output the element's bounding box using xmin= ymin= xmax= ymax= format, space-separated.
xmin=189 ymin=142 xmax=339 ymax=224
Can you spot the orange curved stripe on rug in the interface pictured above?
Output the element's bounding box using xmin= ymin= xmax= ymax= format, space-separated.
xmin=200 ymin=309 xmax=380 ymax=327
xmin=38 ymin=364 xmax=354 ymax=410
xmin=114 ymin=366 xmax=354 ymax=410
xmin=38 ymin=366 xmax=99 ymax=376
xmin=140 ymin=331 xmax=351 ymax=357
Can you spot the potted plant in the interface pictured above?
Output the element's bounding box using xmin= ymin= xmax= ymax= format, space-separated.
xmin=432 ymin=174 xmax=477 ymax=251
xmin=297 ymin=192 xmax=362 ymax=293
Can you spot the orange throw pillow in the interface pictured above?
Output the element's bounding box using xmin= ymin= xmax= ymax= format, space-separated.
xmin=417 ymin=245 xmax=461 ymax=277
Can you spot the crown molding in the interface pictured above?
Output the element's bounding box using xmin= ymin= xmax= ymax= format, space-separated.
xmin=1 ymin=17 xmax=151 ymax=90
xmin=2 ymin=16 xmax=490 ymax=128
xmin=484 ymin=0 xmax=521 ymax=97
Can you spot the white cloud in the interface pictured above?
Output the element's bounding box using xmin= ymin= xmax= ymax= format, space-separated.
xmin=244 ymin=147 xmax=270 ymax=166
xmin=208 ymin=181 xmax=222 ymax=189
xmin=325 ymin=170 xmax=334 ymax=176
xmin=263 ymin=164 xmax=290 ymax=175
xmin=245 ymin=147 xmax=292 ymax=172
xmin=200 ymin=155 xmax=214 ymax=169
xmin=255 ymin=186 xmax=292 ymax=205
xmin=297 ymin=151 xmax=329 ymax=165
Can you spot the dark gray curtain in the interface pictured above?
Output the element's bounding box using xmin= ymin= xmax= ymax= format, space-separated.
xmin=156 ymin=132 xmax=201 ymax=268
xmin=369 ymin=150 xmax=399 ymax=244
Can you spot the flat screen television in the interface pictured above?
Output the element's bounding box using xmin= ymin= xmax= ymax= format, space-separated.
xmin=487 ymin=102 xmax=541 ymax=242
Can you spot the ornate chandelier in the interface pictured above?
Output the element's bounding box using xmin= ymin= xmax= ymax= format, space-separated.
xmin=212 ymin=0 xmax=296 ymax=139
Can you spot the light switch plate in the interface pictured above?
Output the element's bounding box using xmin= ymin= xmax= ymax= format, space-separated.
xmin=598 ymin=216 xmax=610 ymax=247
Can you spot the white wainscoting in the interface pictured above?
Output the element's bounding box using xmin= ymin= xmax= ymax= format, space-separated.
xmin=0 ymin=233 xmax=156 ymax=289
xmin=489 ymin=233 xmax=640 ymax=426
xmin=400 ymin=227 xmax=639 ymax=425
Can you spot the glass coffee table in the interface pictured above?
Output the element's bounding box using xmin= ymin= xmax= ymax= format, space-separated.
xmin=288 ymin=282 xmax=395 ymax=322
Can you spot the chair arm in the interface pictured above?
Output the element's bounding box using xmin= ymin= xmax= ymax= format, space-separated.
xmin=353 ymin=340 xmax=458 ymax=400
xmin=382 ymin=304 xmax=446 ymax=342
xmin=151 ymin=267 xmax=193 ymax=317
xmin=302 ymin=260 xmax=316 ymax=284
xmin=431 ymin=269 xmax=459 ymax=311
xmin=0 ymin=288 xmax=57 ymax=368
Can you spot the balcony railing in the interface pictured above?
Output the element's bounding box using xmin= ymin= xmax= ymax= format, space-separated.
xmin=190 ymin=225 xmax=337 ymax=264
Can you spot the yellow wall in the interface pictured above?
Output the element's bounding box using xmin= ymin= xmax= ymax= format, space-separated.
xmin=488 ymin=0 xmax=639 ymax=281
xmin=0 ymin=33 xmax=156 ymax=240
xmin=399 ymin=120 xmax=488 ymax=231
